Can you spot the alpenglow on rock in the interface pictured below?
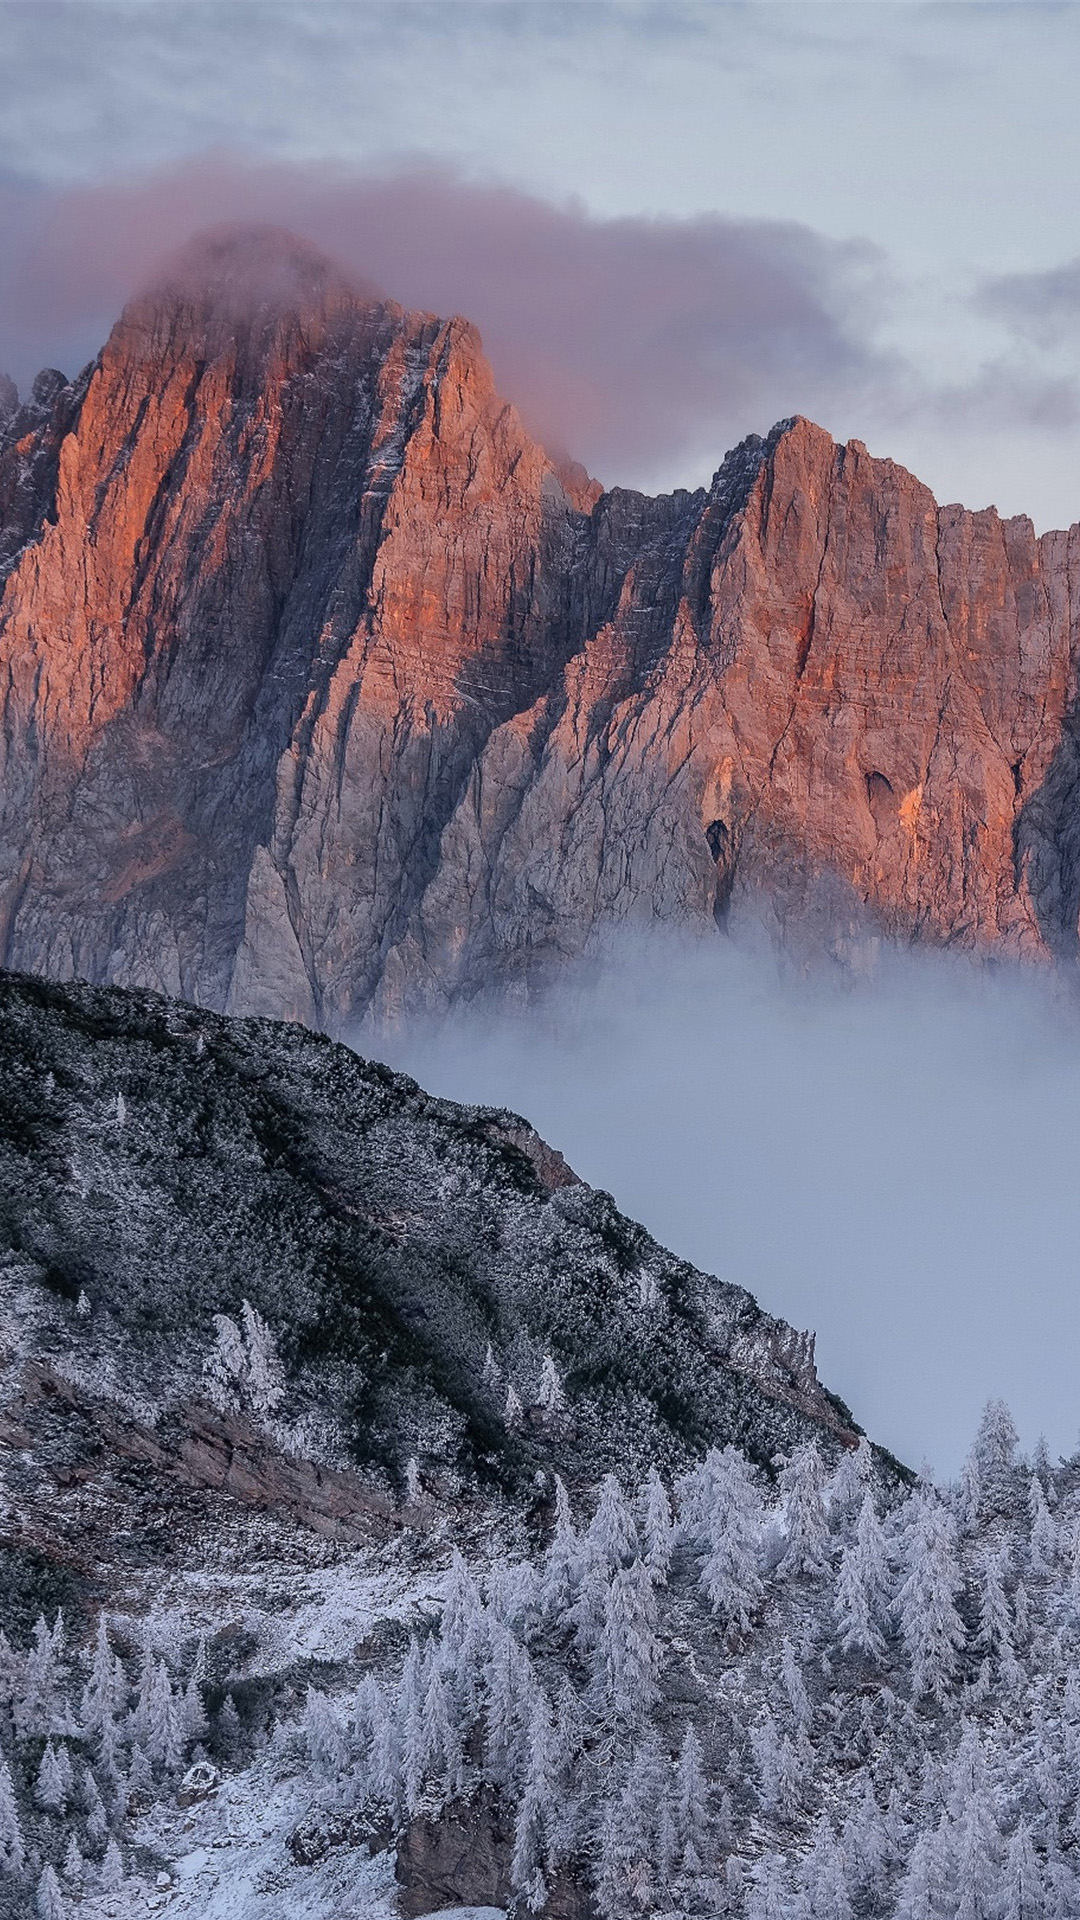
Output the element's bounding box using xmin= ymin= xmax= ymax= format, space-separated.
xmin=2 ymin=225 xmax=1080 ymax=1028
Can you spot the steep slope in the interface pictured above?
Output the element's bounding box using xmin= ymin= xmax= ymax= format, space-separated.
xmin=2 ymin=227 xmax=1080 ymax=1025
xmin=0 ymin=966 xmax=858 ymax=1523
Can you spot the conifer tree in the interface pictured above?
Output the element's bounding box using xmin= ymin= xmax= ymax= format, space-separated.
xmin=593 ymin=1560 xmax=660 ymax=1723
xmin=83 ymin=1768 xmax=108 ymax=1853
xmin=835 ymin=1490 xmax=889 ymax=1661
xmin=302 ymin=1685 xmax=348 ymax=1781
xmin=896 ymin=1494 xmax=967 ymax=1700
xmin=894 ymin=1828 xmax=946 ymax=1920
xmin=588 ymin=1475 xmax=640 ymax=1572
xmin=969 ymin=1398 xmax=1021 ymax=1517
xmin=36 ymin=1865 xmax=65 ymax=1920
xmin=697 ymin=1446 xmax=764 ymax=1639
xmin=240 ymin=1298 xmax=286 ymax=1415
xmin=62 ymin=1835 xmax=83 ymax=1888
xmin=779 ymin=1442 xmax=829 ymax=1577
xmin=541 ymin=1477 xmax=581 ymax=1622
xmin=800 ymin=1816 xmax=853 ymax=1920
xmin=1030 ymin=1477 xmax=1059 ymax=1577
xmin=640 ymin=1469 xmax=674 ymax=1584
xmin=746 ymin=1850 xmax=790 ymax=1920
xmin=80 ymin=1615 xmax=126 ymax=1746
xmin=828 ymin=1438 xmax=873 ymax=1530
xmin=35 ymin=1740 xmax=68 ymax=1813
xmin=100 ymin=1836 xmax=124 ymax=1891
xmin=674 ymin=1724 xmax=710 ymax=1876
xmin=0 ymin=1754 xmax=23 ymax=1872
xmin=17 ymin=1612 xmax=68 ymax=1739
xmin=511 ymin=1692 xmax=560 ymax=1907
xmin=536 ymin=1355 xmax=565 ymax=1421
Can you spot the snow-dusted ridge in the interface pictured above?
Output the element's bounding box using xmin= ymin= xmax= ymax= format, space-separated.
xmin=8 ymin=970 xmax=1065 ymax=1920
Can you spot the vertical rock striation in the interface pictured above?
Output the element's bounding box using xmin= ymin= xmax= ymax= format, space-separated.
xmin=1 ymin=226 xmax=1080 ymax=1027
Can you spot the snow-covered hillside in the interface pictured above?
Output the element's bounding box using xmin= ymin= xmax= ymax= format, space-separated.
xmin=3 ymin=970 xmax=1067 ymax=1920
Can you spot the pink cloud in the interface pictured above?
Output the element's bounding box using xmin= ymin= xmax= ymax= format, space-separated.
xmin=0 ymin=156 xmax=882 ymax=486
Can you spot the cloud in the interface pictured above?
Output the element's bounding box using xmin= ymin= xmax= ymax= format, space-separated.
xmin=374 ymin=933 xmax=1080 ymax=1477
xmin=978 ymin=256 xmax=1080 ymax=349
xmin=0 ymin=156 xmax=886 ymax=489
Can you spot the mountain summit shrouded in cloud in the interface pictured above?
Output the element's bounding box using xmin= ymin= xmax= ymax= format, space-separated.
xmin=2 ymin=223 xmax=1080 ymax=1035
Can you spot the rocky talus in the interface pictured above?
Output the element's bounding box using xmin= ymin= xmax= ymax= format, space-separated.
xmin=2 ymin=227 xmax=1080 ymax=1027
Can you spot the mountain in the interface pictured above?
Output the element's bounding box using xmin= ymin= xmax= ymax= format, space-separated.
xmin=0 ymin=965 xmax=859 ymax=1519
xmin=0 ymin=976 xmax=1071 ymax=1920
xmin=0 ymin=965 xmax=875 ymax=1919
xmin=2 ymin=226 xmax=1079 ymax=1031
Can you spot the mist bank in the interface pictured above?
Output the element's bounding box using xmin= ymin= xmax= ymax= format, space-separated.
xmin=370 ymin=935 xmax=1080 ymax=1478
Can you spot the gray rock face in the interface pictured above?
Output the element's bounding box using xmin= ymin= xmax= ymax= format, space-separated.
xmin=3 ymin=228 xmax=1080 ymax=1023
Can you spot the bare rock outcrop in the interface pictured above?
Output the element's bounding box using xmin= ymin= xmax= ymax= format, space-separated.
xmin=2 ymin=227 xmax=1080 ymax=1022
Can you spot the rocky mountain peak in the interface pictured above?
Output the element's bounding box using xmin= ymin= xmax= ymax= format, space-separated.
xmin=1 ymin=231 xmax=1079 ymax=1025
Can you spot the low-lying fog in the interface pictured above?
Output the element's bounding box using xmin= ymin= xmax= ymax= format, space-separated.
xmin=372 ymin=936 xmax=1080 ymax=1478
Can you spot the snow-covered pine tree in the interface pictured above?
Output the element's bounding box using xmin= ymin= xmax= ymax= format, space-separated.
xmin=146 ymin=1659 xmax=185 ymax=1774
xmin=483 ymin=1623 xmax=537 ymax=1795
xmin=240 ymin=1298 xmax=286 ymax=1416
xmin=798 ymin=1815 xmax=853 ymax=1920
xmin=779 ymin=1441 xmax=830 ymax=1578
xmin=83 ymin=1768 xmax=108 ymax=1854
xmin=16 ymin=1611 xmax=68 ymax=1739
xmin=302 ymin=1685 xmax=348 ymax=1783
xmin=835 ymin=1489 xmax=890 ymax=1661
xmin=696 ymin=1446 xmax=764 ymax=1639
xmin=100 ymin=1836 xmax=124 ymax=1891
xmin=80 ymin=1615 xmax=126 ymax=1747
xmin=1030 ymin=1476 xmax=1059 ymax=1577
xmin=592 ymin=1560 xmax=661 ymax=1724
xmin=36 ymin=1864 xmax=66 ymax=1920
xmin=541 ymin=1476 xmax=581 ymax=1623
xmin=827 ymin=1438 xmax=873 ymax=1530
xmin=0 ymin=1754 xmax=23 ymax=1872
xmin=536 ymin=1355 xmax=565 ymax=1422
xmin=62 ymin=1834 xmax=83 ymax=1888
xmin=639 ymin=1469 xmax=674 ymax=1584
xmin=896 ymin=1492 xmax=967 ymax=1701
xmin=511 ymin=1691 xmax=560 ymax=1909
xmin=204 ymin=1311 xmax=246 ymax=1412
xmin=35 ymin=1739 xmax=69 ymax=1813
xmin=968 ymin=1398 xmax=1021 ymax=1518
xmin=674 ymin=1723 xmax=710 ymax=1879
xmin=588 ymin=1475 xmax=640 ymax=1572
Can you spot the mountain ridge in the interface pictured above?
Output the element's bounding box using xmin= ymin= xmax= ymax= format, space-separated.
xmin=2 ymin=227 xmax=1080 ymax=1028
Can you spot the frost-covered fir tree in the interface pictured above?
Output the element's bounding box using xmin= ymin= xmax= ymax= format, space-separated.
xmin=588 ymin=1474 xmax=640 ymax=1572
xmin=36 ymin=1864 xmax=65 ymax=1920
xmin=240 ymin=1298 xmax=286 ymax=1415
xmin=835 ymin=1490 xmax=890 ymax=1661
xmin=536 ymin=1355 xmax=565 ymax=1421
xmin=695 ymin=1446 xmax=764 ymax=1638
xmin=896 ymin=1493 xmax=966 ymax=1700
xmin=779 ymin=1441 xmax=830 ymax=1577
xmin=639 ymin=1469 xmax=674 ymax=1584
xmin=511 ymin=1692 xmax=560 ymax=1909
xmin=100 ymin=1836 xmax=124 ymax=1891
xmin=593 ymin=1560 xmax=661 ymax=1723
xmin=0 ymin=1755 xmax=23 ymax=1872
xmin=36 ymin=1739 xmax=69 ymax=1812
xmin=541 ymin=1477 xmax=580 ymax=1621
xmin=303 ymin=1685 xmax=348 ymax=1780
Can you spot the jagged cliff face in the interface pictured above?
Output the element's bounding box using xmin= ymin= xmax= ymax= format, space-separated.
xmin=2 ymin=227 xmax=1080 ymax=1027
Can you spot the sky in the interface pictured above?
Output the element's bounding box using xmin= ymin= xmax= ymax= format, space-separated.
xmin=2 ymin=2 xmax=1080 ymax=526
xmin=5 ymin=0 xmax=1080 ymax=1474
